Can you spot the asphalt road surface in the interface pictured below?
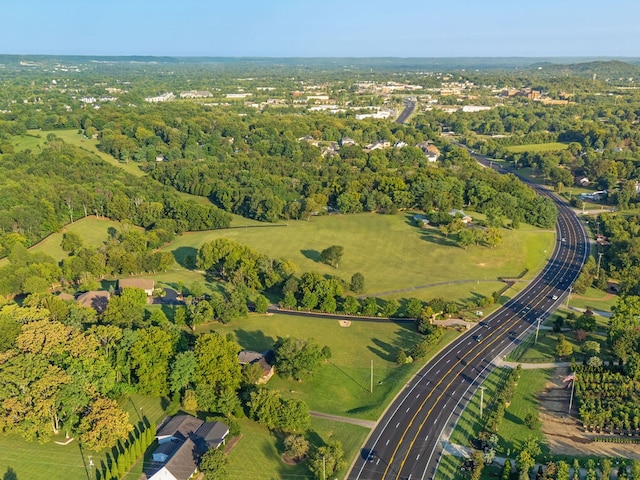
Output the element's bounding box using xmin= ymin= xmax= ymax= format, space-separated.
xmin=396 ymin=100 xmax=416 ymax=124
xmin=348 ymin=152 xmax=588 ymax=480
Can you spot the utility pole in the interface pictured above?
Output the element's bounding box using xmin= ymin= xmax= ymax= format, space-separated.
xmin=568 ymin=373 xmax=576 ymax=416
xmin=479 ymin=386 xmax=486 ymax=419
xmin=323 ymin=455 xmax=326 ymax=480
xmin=535 ymin=317 xmax=543 ymax=345
xmin=370 ymin=360 xmax=373 ymax=394
xmin=596 ymin=252 xmax=604 ymax=276
xmin=88 ymin=455 xmax=94 ymax=480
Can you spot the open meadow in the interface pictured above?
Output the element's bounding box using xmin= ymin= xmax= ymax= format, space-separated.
xmin=164 ymin=212 xmax=555 ymax=305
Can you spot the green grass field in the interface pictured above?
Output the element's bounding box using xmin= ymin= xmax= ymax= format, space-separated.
xmin=506 ymin=142 xmax=569 ymax=153
xmin=226 ymin=417 xmax=369 ymax=480
xmin=449 ymin=368 xmax=551 ymax=455
xmin=0 ymin=394 xmax=165 ymax=480
xmin=6 ymin=130 xmax=146 ymax=177
xmin=29 ymin=217 xmax=127 ymax=262
xmin=514 ymin=331 xmax=609 ymax=363
xmin=497 ymin=369 xmax=551 ymax=455
xmin=201 ymin=312 xmax=459 ymax=419
xmin=568 ymin=287 xmax=617 ymax=314
xmin=164 ymin=212 xmax=554 ymax=305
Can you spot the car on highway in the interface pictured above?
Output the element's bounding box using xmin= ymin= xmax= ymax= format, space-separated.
xmin=474 ymin=334 xmax=483 ymax=342
xmin=551 ymin=295 xmax=558 ymax=300
xmin=478 ymin=321 xmax=490 ymax=328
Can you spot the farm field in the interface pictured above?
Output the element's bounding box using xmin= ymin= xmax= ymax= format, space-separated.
xmin=201 ymin=312 xmax=459 ymax=419
xmin=505 ymin=142 xmax=569 ymax=153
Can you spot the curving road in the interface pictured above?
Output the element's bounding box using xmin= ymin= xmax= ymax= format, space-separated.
xmin=348 ymin=154 xmax=589 ymax=480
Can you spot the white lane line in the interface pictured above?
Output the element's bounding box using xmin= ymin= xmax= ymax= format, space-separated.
xmin=396 ymin=422 xmax=400 ymax=428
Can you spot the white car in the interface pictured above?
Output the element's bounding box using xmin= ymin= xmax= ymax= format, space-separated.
xmin=552 ymin=295 xmax=558 ymax=300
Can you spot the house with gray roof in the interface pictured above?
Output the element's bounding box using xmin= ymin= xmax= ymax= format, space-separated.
xmin=146 ymin=415 xmax=229 ymax=480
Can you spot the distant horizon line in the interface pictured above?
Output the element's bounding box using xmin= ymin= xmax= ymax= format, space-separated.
xmin=1 ymin=53 xmax=639 ymax=60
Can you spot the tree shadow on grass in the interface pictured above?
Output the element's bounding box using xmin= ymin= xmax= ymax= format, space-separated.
xmin=419 ymin=229 xmax=459 ymax=248
xmin=234 ymin=329 xmax=277 ymax=352
xmin=3 ymin=468 xmax=17 ymax=480
xmin=504 ymin=410 xmax=523 ymax=426
xmin=172 ymin=246 xmax=198 ymax=269
xmin=368 ymin=338 xmax=396 ymax=362
xmin=300 ymin=249 xmax=321 ymax=263
xmin=328 ymin=360 xmax=369 ymax=393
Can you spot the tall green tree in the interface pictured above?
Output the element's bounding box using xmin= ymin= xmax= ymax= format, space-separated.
xmin=194 ymin=333 xmax=242 ymax=395
xmin=130 ymin=326 xmax=177 ymax=395
xmin=320 ymin=245 xmax=344 ymax=268
xmin=274 ymin=337 xmax=329 ymax=381
xmin=199 ymin=447 xmax=228 ymax=480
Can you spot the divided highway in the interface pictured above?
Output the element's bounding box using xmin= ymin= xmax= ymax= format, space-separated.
xmin=348 ymin=158 xmax=589 ymax=480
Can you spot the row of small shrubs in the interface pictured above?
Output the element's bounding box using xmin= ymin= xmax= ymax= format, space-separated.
xmin=484 ymin=365 xmax=522 ymax=434
xmin=594 ymin=435 xmax=640 ymax=444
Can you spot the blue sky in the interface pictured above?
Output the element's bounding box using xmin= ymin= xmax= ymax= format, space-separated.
xmin=2 ymin=0 xmax=638 ymax=57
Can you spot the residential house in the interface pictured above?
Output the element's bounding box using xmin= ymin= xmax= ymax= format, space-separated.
xmin=413 ymin=214 xmax=430 ymax=228
xmin=416 ymin=142 xmax=440 ymax=163
xmin=238 ymin=350 xmax=275 ymax=384
xmin=340 ymin=137 xmax=357 ymax=147
xmin=118 ymin=278 xmax=155 ymax=296
xmin=448 ymin=209 xmax=472 ymax=224
xmin=147 ymin=415 xmax=230 ymax=480
xmin=365 ymin=140 xmax=391 ymax=151
xmin=76 ymin=290 xmax=110 ymax=313
xmin=574 ymin=176 xmax=590 ymax=187
xmin=297 ymin=135 xmax=320 ymax=147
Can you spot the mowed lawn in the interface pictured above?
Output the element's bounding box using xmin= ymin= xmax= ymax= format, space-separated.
xmin=225 ymin=417 xmax=369 ymax=480
xmin=165 ymin=213 xmax=555 ymax=304
xmin=0 ymin=394 xmax=165 ymax=480
xmin=506 ymin=142 xmax=569 ymax=153
xmin=202 ymin=312 xmax=459 ymax=420
xmin=449 ymin=368 xmax=552 ymax=455
xmin=29 ymin=217 xmax=127 ymax=262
